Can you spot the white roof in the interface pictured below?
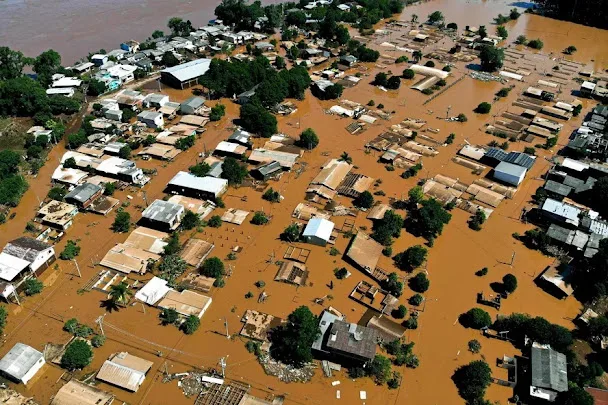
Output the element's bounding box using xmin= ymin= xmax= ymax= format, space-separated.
xmin=303 ymin=218 xmax=334 ymax=242
xmin=215 ymin=141 xmax=240 ymax=153
xmin=52 ymin=77 xmax=82 ymax=87
xmin=168 ymin=171 xmax=228 ymax=194
xmin=581 ymin=81 xmax=596 ymax=90
xmin=0 ymin=252 xmax=30 ymax=282
xmin=138 ymin=111 xmax=162 ymax=120
xmin=409 ymin=64 xmax=449 ymax=79
xmin=46 ymin=88 xmax=75 ymax=95
xmin=0 ymin=343 xmax=44 ymax=381
xmin=500 ymin=71 xmax=524 ymax=81
xmin=561 ymin=158 xmax=589 ymax=172
xmin=542 ymin=198 xmax=581 ymax=225
xmin=134 ymin=277 xmax=170 ymax=305
xmin=52 ymin=166 xmax=88 ymax=185
xmin=91 ymin=54 xmax=107 ymax=60
xmin=161 ymin=58 xmax=211 ymax=82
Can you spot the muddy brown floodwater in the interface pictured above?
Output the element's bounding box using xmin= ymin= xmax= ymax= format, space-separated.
xmin=0 ymin=0 xmax=606 ymax=404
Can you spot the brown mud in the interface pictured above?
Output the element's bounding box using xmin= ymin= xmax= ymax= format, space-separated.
xmin=0 ymin=1 xmax=606 ymax=404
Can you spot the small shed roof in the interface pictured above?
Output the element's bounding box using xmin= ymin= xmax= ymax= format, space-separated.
xmin=51 ymin=380 xmax=114 ymax=405
xmin=97 ymin=352 xmax=153 ymax=392
xmin=345 ymin=232 xmax=383 ymax=271
xmin=65 ymin=183 xmax=102 ymax=204
xmin=134 ymin=277 xmax=170 ymax=305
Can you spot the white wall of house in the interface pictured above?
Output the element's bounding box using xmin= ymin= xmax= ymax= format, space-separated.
xmin=20 ymin=357 xmax=45 ymax=384
xmin=29 ymin=247 xmax=55 ymax=273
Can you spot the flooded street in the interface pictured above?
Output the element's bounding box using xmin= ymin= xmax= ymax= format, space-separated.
xmin=0 ymin=0 xmax=606 ymax=404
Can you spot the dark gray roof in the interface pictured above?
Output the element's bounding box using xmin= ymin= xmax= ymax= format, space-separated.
xmin=4 ymin=237 xmax=51 ymax=262
xmin=238 ymin=84 xmax=260 ymax=99
xmin=65 ymin=183 xmax=102 ymax=203
xmin=504 ymin=151 xmax=536 ymax=169
xmin=208 ymin=161 xmax=223 ymax=178
xmin=544 ymin=180 xmax=572 ymax=197
xmin=254 ymin=161 xmax=282 ymax=177
xmin=546 ymin=224 xmax=573 ymax=244
xmin=181 ymin=96 xmax=205 ymax=109
xmin=142 ymin=200 xmax=183 ymax=223
xmin=312 ymin=311 xmax=342 ymax=352
xmin=325 ymin=320 xmax=377 ymax=361
xmin=594 ymin=105 xmax=608 ymax=118
xmin=485 ymin=148 xmax=508 ymax=161
xmin=562 ymin=176 xmax=585 ymax=189
xmin=531 ymin=344 xmax=568 ymax=393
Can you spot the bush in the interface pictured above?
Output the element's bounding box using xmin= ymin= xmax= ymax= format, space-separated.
xmin=367 ymin=100 xmax=375 ymax=106
xmin=469 ymin=209 xmax=486 ymax=231
xmin=402 ymin=69 xmax=415 ymax=79
xmin=251 ymin=211 xmax=269 ymax=225
xmin=442 ymin=65 xmax=451 ymax=72
xmin=61 ymin=340 xmax=93 ymax=371
xmin=452 ymin=360 xmax=492 ymax=402
xmin=245 ymin=340 xmax=261 ymax=355
xmin=91 ymin=335 xmax=106 ymax=348
xmin=386 ymin=76 xmax=401 ymax=90
xmin=468 ymin=339 xmax=481 ymax=353
xmin=409 ymin=273 xmax=430 ymax=293
xmin=209 ymin=103 xmax=226 ymax=121
xmin=527 ymin=39 xmax=544 ymax=50
xmin=262 ymin=188 xmax=281 ymax=203
xmin=103 ymin=182 xmax=116 ymax=196
xmin=460 ymin=308 xmax=492 ymax=329
xmin=181 ymin=315 xmax=200 ymax=334
xmin=281 ymin=224 xmax=300 ymax=242
xmin=475 ymin=267 xmax=488 ymax=277
xmin=564 ymin=45 xmax=577 ymax=55
xmin=23 ymin=278 xmax=43 ymax=296
xmin=63 ymin=318 xmax=79 ymax=334
xmin=189 ymin=162 xmax=211 ymax=177
xmin=496 ymin=87 xmax=510 ymax=97
xmin=424 ymin=60 xmax=435 ymax=67
xmin=403 ymin=316 xmax=418 ymax=329
xmin=60 ymin=240 xmax=80 ymax=260
xmin=457 ymin=113 xmax=468 ymax=122
xmin=181 ymin=210 xmax=200 ymax=230
xmin=329 ymin=247 xmax=340 ymax=256
xmin=47 ymin=187 xmax=67 ymax=201
xmin=382 ymin=246 xmax=393 ymax=257
xmin=200 ymin=257 xmax=225 ymax=278
xmin=409 ymin=294 xmax=423 ymax=306
xmin=208 ymin=215 xmax=222 ymax=228
xmin=515 ymin=35 xmax=527 ymax=45
xmin=475 ymin=102 xmax=492 ymax=114
xmin=334 ymin=267 xmax=348 ymax=279
xmin=160 ymin=307 xmax=179 ymax=325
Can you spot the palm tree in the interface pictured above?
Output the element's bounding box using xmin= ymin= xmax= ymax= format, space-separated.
xmin=109 ymin=282 xmax=132 ymax=305
xmin=413 ymin=50 xmax=423 ymax=63
xmin=411 ymin=14 xmax=418 ymax=23
xmin=339 ymin=152 xmax=352 ymax=164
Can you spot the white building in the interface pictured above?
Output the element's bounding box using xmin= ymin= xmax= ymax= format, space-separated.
xmin=0 ymin=343 xmax=45 ymax=384
xmin=167 ymin=171 xmax=228 ymax=200
xmin=137 ymin=111 xmax=164 ymax=129
xmin=302 ymin=218 xmax=335 ymax=246
xmin=91 ymin=54 xmax=108 ymax=66
xmin=143 ymin=93 xmax=170 ymax=108
xmin=493 ymin=161 xmax=527 ymax=186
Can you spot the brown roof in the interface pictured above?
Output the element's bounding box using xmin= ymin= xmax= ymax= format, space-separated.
xmin=240 ymin=310 xmax=283 ymax=341
xmin=311 ymin=159 xmax=352 ymax=190
xmin=366 ymin=204 xmax=390 ymax=220
xmin=51 ymin=380 xmax=114 ymax=405
xmin=366 ymin=315 xmax=406 ymax=342
xmin=123 ymin=227 xmax=169 ymax=254
xmin=100 ymin=244 xmax=160 ymax=274
xmin=157 ymin=289 xmax=212 ymax=318
xmin=586 ymin=387 xmax=608 ymax=405
xmin=179 ymin=238 xmax=214 ymax=267
xmin=275 ymin=261 xmax=308 ymax=286
xmin=345 ymin=232 xmax=383 ymax=271
xmin=96 ymin=352 xmax=153 ymax=392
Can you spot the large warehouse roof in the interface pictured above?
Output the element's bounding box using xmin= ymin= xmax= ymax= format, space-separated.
xmin=161 ymin=59 xmax=211 ymax=83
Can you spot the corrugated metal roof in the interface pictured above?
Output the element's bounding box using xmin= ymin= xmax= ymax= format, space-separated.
xmin=161 ymin=59 xmax=211 ymax=83
xmin=0 ymin=343 xmax=43 ymax=380
xmin=303 ymin=218 xmax=334 ymax=241
xmin=65 ymin=183 xmax=102 ymax=203
xmin=531 ymin=343 xmax=568 ymax=393
xmin=142 ymin=200 xmax=183 ymax=224
xmin=168 ymin=171 xmax=228 ymax=195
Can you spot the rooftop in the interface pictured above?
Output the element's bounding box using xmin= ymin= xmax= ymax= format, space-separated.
xmin=51 ymin=380 xmax=114 ymax=405
xmin=161 ymin=59 xmax=212 ymax=82
xmin=168 ymin=171 xmax=228 ymax=195
xmin=65 ymin=183 xmax=102 ymax=204
xmin=96 ymin=352 xmax=153 ymax=392
xmin=157 ymin=289 xmax=212 ymax=318
xmin=531 ymin=342 xmax=568 ymax=394
xmin=325 ymin=320 xmax=378 ymax=361
xmin=345 ymin=232 xmax=383 ymax=271
xmin=0 ymin=343 xmax=44 ymax=381
xmin=142 ymin=200 xmax=184 ymax=224
xmin=303 ymin=218 xmax=335 ymax=242
xmin=3 ymin=237 xmax=51 ymax=263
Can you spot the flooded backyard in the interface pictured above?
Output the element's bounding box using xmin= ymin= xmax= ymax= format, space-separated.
xmin=0 ymin=0 xmax=606 ymax=404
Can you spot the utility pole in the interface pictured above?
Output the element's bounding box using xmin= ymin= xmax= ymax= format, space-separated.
xmin=446 ymin=105 xmax=451 ymax=119
xmin=73 ymin=259 xmax=82 ymax=278
xmin=510 ymin=251 xmax=516 ymax=267
xmin=224 ymin=317 xmax=229 ymax=338
xmin=11 ymin=284 xmax=20 ymax=306
xmin=142 ymin=191 xmax=148 ymax=207
xmin=219 ymin=356 xmax=227 ymax=378
xmin=96 ymin=314 xmax=106 ymax=336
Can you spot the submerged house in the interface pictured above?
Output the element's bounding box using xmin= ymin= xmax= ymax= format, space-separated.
xmin=302 ymin=218 xmax=335 ymax=246
xmin=0 ymin=343 xmax=45 ymax=384
xmin=529 ymin=343 xmax=568 ymax=402
xmin=141 ymin=200 xmax=184 ymax=231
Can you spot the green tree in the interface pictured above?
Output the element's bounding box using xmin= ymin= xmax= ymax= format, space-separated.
xmin=479 ymin=45 xmax=504 ymax=72
xmin=408 ymin=198 xmax=452 ymax=240
xmin=469 ymin=209 xmax=486 ymax=231
xmin=478 ymin=25 xmax=487 ymax=38
xmin=158 ymin=255 xmax=187 ymax=284
xmin=468 ymin=339 xmax=482 ymax=353
xmin=409 ymin=273 xmax=430 ymax=293
xmin=160 ymin=307 xmax=179 ymax=325
xmin=251 ymin=211 xmax=269 ymax=225
xmin=281 ymin=224 xmax=300 ymax=242
xmin=452 ymin=360 xmax=492 ymax=402
xmin=408 ymin=186 xmax=424 ymax=204
xmin=87 ymin=79 xmax=106 ymax=96
xmin=354 ymin=191 xmax=374 ymax=209
xmin=181 ymin=314 xmax=200 ymax=334
xmin=152 ymin=30 xmax=165 ymax=38
xmin=428 ymin=11 xmax=444 ymax=24
xmin=200 ymin=257 xmax=225 ymax=278
xmin=515 ymin=35 xmax=527 ymax=45
xmin=208 ymin=215 xmax=222 ymax=228
xmin=371 ymin=210 xmax=404 ymax=246
xmin=239 ymin=99 xmax=277 ymax=137
xmin=394 ymin=245 xmax=428 ymax=271
xmin=386 ymin=76 xmax=401 ymax=90
xmin=502 ymin=273 xmax=517 ymax=294
xmin=112 ymin=210 xmax=131 ymax=233
xmin=33 ymin=50 xmax=62 ymax=87
xmin=189 ymin=162 xmax=211 ymax=177
xmin=475 ymin=102 xmax=492 ymax=114
xmin=47 ymin=186 xmax=67 ymax=201
xmin=103 ymin=182 xmax=116 ymax=196
xmin=380 ymin=272 xmax=403 ymax=297
xmin=91 ymin=335 xmax=106 ymax=347
xmin=161 ymin=51 xmax=179 ymax=67
xmin=109 ymin=281 xmax=132 ymax=305
xmin=262 ymin=188 xmax=281 ymax=203
xmin=163 ymin=232 xmax=181 ymax=256
xmin=509 ymin=8 xmax=520 ymax=20
xmin=496 ymin=26 xmax=508 ymax=39
xmin=564 ymin=45 xmax=577 ymax=55
xmin=297 ymin=128 xmax=319 ymax=149
xmin=368 ymin=355 xmax=392 ymax=384
xmin=527 ymin=39 xmax=544 ymax=50
xmin=221 ymin=157 xmax=248 ymax=185
xmin=209 ymin=103 xmax=226 ymax=121
xmin=24 ymin=278 xmax=44 ymax=296
xmin=181 ymin=210 xmax=200 ymax=230
xmin=460 ymin=308 xmax=492 ymax=329
xmin=59 ymin=240 xmax=80 ymax=260
xmin=269 ymin=306 xmax=320 ymax=367
xmin=118 ymin=145 xmax=131 ymax=159
xmin=374 ymin=72 xmax=388 ymax=87
xmin=412 ymin=50 xmax=423 ymax=63
xmin=392 ymin=305 xmax=407 ymax=319
xmin=0 ymin=47 xmax=30 ymax=80
xmin=61 ymin=340 xmax=93 ymax=371
xmin=409 ymin=294 xmax=423 ymax=306
xmin=555 ymin=385 xmax=593 ymax=405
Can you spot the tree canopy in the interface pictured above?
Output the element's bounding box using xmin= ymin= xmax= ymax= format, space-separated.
xmin=200 ymin=257 xmax=225 ymax=278
xmin=452 ymin=360 xmax=492 ymax=403
xmin=61 ymin=340 xmax=93 ymax=371
xmin=394 ymin=245 xmax=428 ymax=271
xmin=269 ymin=306 xmax=320 ymax=367
xmin=407 ymin=198 xmax=452 ymax=240
xmin=460 ymin=308 xmax=492 ymax=329
xmin=297 ymin=128 xmax=319 ymax=149
xmin=479 ymin=45 xmax=504 ymax=72
xmin=371 ymin=210 xmax=404 ymax=246
xmin=354 ymin=191 xmax=374 ymax=209
xmin=221 ymin=157 xmax=249 ymax=185
xmin=239 ymin=99 xmax=277 ymax=137
xmin=493 ymin=313 xmax=572 ymax=351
